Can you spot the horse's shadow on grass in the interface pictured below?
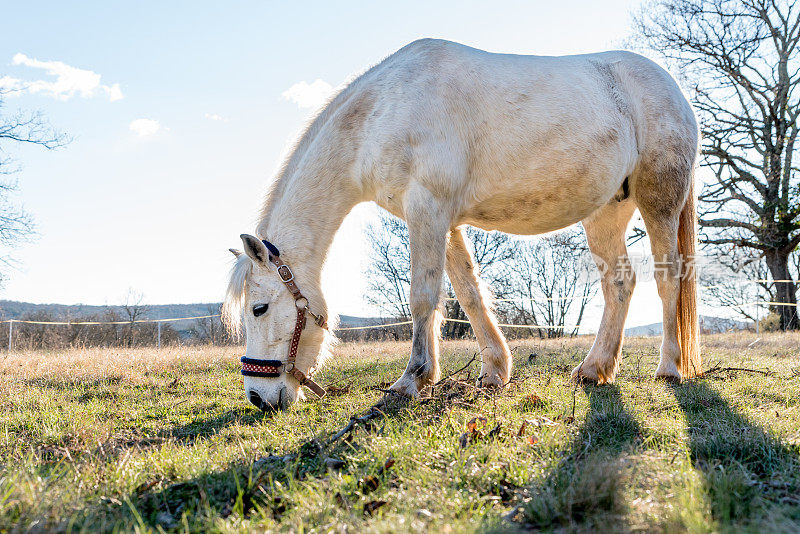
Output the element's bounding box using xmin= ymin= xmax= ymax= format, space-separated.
xmin=160 ymin=407 xmax=273 ymax=443
xmin=512 ymin=384 xmax=642 ymax=532
xmin=670 ymin=380 xmax=800 ymax=529
xmin=161 ymin=388 xmax=415 ymax=445
xmin=113 ymin=395 xmax=413 ymax=529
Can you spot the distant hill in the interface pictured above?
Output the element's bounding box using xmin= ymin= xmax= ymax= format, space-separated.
xmin=0 ymin=300 xmax=219 ymax=324
xmin=625 ymin=315 xmax=751 ymax=337
xmin=0 ymin=300 xmax=386 ymax=331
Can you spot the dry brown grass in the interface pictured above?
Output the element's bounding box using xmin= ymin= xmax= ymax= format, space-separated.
xmin=0 ymin=345 xmax=241 ymax=382
xmin=3 ymin=330 xmax=797 ymax=383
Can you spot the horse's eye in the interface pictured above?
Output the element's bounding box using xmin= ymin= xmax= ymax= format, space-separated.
xmin=252 ymin=303 xmax=269 ymax=317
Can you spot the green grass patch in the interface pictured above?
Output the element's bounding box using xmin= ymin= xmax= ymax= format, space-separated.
xmin=1 ymin=334 xmax=799 ymax=532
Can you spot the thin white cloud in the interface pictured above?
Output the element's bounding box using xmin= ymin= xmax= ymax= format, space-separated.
xmin=0 ymin=75 xmax=24 ymax=92
xmin=204 ymin=112 xmax=228 ymax=122
xmin=0 ymin=53 xmax=123 ymax=101
xmin=282 ymin=79 xmax=334 ymax=110
xmin=129 ymin=118 xmax=161 ymax=138
xmin=104 ymin=83 xmax=123 ymax=102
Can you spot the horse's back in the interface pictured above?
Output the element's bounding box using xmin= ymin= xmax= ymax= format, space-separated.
xmin=347 ymin=40 xmax=696 ymax=234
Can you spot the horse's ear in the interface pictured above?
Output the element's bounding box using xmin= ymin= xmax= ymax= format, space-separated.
xmin=229 ymin=248 xmax=242 ymax=258
xmin=240 ymin=234 xmax=269 ymax=264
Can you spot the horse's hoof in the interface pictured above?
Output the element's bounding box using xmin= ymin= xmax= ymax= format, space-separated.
xmin=476 ymin=372 xmax=506 ymax=389
xmin=654 ymin=373 xmax=682 ymax=384
xmin=571 ymin=362 xmax=598 ymax=384
xmin=571 ymin=373 xmax=598 ymax=385
xmin=571 ymin=359 xmax=616 ymax=384
xmin=388 ymin=377 xmax=420 ymax=398
xmin=384 ymin=388 xmax=413 ymax=399
xmin=655 ymin=361 xmax=681 ymax=383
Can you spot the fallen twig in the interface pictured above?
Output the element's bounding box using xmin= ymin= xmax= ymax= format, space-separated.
xmin=436 ymin=353 xmax=478 ymax=385
xmin=702 ymin=366 xmax=775 ymax=377
xmin=325 ymin=405 xmax=386 ymax=446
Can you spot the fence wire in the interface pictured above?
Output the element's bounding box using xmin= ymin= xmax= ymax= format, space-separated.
xmin=1 ymin=280 xmax=797 ymax=336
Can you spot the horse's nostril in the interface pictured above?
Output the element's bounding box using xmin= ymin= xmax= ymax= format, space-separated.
xmin=249 ymin=390 xmax=265 ymax=410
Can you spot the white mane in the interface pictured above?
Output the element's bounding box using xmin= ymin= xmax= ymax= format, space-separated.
xmin=221 ymin=254 xmax=252 ymax=337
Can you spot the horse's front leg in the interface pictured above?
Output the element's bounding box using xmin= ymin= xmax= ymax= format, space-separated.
xmin=389 ymin=185 xmax=450 ymax=397
xmin=445 ymin=225 xmax=511 ymax=387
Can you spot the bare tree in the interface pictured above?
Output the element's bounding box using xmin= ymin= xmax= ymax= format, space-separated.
xmin=498 ymin=228 xmax=599 ymax=338
xmin=365 ymin=212 xmax=597 ymax=339
xmin=121 ymin=289 xmax=148 ymax=347
xmin=366 ymin=214 xmax=412 ymax=320
xmin=633 ymin=0 xmax=800 ymax=329
xmin=365 ymin=211 xmax=513 ymax=335
xmin=700 ymin=249 xmax=772 ymax=322
xmin=191 ymin=304 xmax=234 ymax=345
xmin=0 ymin=89 xmax=68 ymax=280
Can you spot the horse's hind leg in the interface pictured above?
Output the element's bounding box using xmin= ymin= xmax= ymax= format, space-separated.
xmin=636 ymin=212 xmax=682 ymax=379
xmin=635 ymin=158 xmax=695 ymax=380
xmin=389 ymin=184 xmax=449 ymax=397
xmin=445 ymin=226 xmax=512 ymax=387
xmin=572 ymin=199 xmax=637 ymax=384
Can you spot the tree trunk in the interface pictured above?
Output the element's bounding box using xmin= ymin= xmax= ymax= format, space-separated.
xmin=443 ymin=301 xmax=471 ymax=339
xmin=765 ymin=250 xmax=799 ymax=330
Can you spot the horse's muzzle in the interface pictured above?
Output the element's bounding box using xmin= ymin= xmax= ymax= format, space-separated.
xmin=248 ymin=387 xmax=287 ymax=411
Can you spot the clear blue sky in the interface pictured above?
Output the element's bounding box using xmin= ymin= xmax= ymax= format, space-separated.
xmin=1 ymin=0 xmax=686 ymax=328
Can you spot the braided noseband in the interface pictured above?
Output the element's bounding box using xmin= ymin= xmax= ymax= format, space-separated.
xmin=240 ymin=240 xmax=327 ymax=398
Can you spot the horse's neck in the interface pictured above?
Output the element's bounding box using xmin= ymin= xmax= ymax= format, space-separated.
xmin=257 ymin=169 xmax=361 ymax=313
xmin=256 ymin=79 xmax=369 ymax=314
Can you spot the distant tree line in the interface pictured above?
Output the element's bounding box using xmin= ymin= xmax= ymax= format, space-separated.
xmin=0 ymin=301 xmax=237 ymax=350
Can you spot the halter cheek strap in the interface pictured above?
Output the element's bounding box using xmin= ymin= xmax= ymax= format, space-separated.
xmin=239 ymin=240 xmax=327 ymax=398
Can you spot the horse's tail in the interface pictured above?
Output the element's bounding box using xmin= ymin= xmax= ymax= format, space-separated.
xmin=677 ymin=177 xmax=701 ymax=378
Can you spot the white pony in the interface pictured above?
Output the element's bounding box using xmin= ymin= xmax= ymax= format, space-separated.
xmin=225 ymin=39 xmax=700 ymax=410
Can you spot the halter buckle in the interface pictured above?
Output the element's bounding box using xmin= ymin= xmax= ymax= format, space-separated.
xmin=277 ymin=265 xmax=294 ymax=283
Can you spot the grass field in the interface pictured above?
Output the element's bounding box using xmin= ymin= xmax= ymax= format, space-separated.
xmin=1 ymin=333 xmax=799 ymax=533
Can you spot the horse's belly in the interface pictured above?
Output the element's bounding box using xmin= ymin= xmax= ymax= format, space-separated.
xmin=458 ymin=181 xmax=611 ymax=235
xmin=458 ymin=127 xmax=636 ymax=234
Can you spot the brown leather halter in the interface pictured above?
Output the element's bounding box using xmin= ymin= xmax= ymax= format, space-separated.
xmin=240 ymin=240 xmax=327 ymax=398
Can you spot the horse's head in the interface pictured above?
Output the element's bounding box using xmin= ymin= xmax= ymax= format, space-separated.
xmin=223 ymin=234 xmax=329 ymax=411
